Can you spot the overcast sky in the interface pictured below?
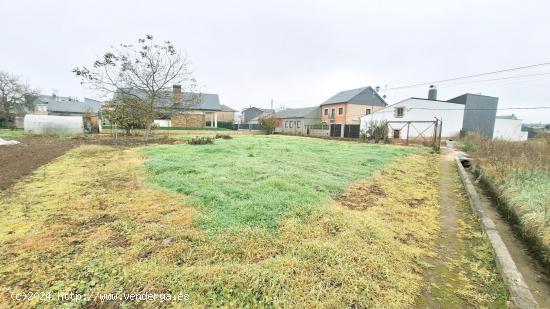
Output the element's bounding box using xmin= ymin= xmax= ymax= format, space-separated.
xmin=1 ymin=0 xmax=549 ymax=122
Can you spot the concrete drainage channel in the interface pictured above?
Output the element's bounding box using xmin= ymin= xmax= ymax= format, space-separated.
xmin=455 ymin=155 xmax=539 ymax=308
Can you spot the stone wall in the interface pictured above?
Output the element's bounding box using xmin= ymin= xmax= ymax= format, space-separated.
xmin=171 ymin=114 xmax=205 ymax=128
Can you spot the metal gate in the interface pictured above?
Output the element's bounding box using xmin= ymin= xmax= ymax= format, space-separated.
xmin=387 ymin=118 xmax=443 ymax=151
xmin=344 ymin=125 xmax=360 ymax=138
xmin=330 ymin=124 xmax=342 ymax=137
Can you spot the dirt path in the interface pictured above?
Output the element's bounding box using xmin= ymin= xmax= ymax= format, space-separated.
xmin=418 ymin=149 xmax=508 ymax=307
xmin=470 ymin=174 xmax=550 ymax=307
xmin=419 ymin=150 xmax=465 ymax=307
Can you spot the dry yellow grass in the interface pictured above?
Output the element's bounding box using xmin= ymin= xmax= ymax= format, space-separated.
xmin=1 ymin=145 xmax=444 ymax=307
xmin=461 ymin=135 xmax=550 ymax=265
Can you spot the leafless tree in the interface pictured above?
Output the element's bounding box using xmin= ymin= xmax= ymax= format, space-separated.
xmin=0 ymin=71 xmax=38 ymax=128
xmin=74 ymin=35 xmax=198 ymax=140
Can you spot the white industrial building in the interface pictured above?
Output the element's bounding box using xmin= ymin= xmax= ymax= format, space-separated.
xmin=493 ymin=115 xmax=528 ymax=141
xmin=360 ymin=87 xmax=528 ymax=141
xmin=360 ymin=97 xmax=466 ymax=139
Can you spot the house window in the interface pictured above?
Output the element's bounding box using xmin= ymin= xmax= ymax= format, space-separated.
xmin=331 ymin=108 xmax=335 ymax=118
xmin=395 ymin=107 xmax=404 ymax=118
xmin=285 ymin=121 xmax=288 ymax=128
xmin=338 ymin=107 xmax=343 ymax=115
xmin=297 ymin=121 xmax=301 ymax=128
xmin=289 ymin=121 xmax=293 ymax=128
xmin=324 ymin=108 xmax=328 ymax=116
xmin=366 ymin=108 xmax=371 ymax=115
xmin=393 ymin=129 xmax=401 ymax=139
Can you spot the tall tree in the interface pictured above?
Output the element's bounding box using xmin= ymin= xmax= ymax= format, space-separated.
xmin=0 ymin=71 xmax=38 ymax=128
xmin=74 ymin=35 xmax=198 ymax=139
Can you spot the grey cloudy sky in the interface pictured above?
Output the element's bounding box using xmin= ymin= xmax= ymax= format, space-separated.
xmin=1 ymin=0 xmax=549 ymax=122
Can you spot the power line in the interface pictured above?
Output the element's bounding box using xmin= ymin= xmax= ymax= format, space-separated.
xmin=273 ymin=62 xmax=550 ymax=103
xmin=434 ymin=72 xmax=550 ymax=87
xmin=384 ymin=62 xmax=550 ymax=91
xmin=288 ymin=106 xmax=550 ymax=120
xmin=410 ymin=106 xmax=550 ymax=111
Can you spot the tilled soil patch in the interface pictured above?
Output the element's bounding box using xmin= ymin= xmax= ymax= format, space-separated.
xmin=0 ymin=136 xmax=83 ymax=191
xmin=0 ymin=135 xmax=180 ymax=191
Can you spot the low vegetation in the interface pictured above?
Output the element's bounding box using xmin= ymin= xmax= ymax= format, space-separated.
xmin=0 ymin=136 xmax=509 ymax=307
xmin=187 ymin=136 xmax=214 ymax=145
xmin=361 ymin=119 xmax=389 ymax=143
xmin=0 ymin=137 xmax=430 ymax=307
xmin=214 ymin=133 xmax=232 ymax=139
xmin=0 ymin=128 xmax=27 ymax=138
xmin=143 ymin=135 xmax=415 ymax=231
xmin=461 ymin=134 xmax=550 ymax=265
xmin=420 ymin=172 xmax=508 ymax=307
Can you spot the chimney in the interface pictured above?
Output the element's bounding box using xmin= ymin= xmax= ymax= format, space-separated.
xmin=428 ymin=85 xmax=437 ymax=100
xmin=172 ymin=85 xmax=182 ymax=103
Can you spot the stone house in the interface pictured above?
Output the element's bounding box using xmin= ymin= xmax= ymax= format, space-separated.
xmin=121 ymin=85 xmax=223 ymax=128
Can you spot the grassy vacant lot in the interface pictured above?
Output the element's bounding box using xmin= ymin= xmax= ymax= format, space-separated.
xmin=0 ymin=135 xmax=505 ymax=307
xmin=142 ymin=136 xmax=414 ymax=231
xmin=462 ymin=135 xmax=550 ymax=265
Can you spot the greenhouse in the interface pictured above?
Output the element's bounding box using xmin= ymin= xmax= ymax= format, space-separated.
xmin=24 ymin=114 xmax=84 ymax=135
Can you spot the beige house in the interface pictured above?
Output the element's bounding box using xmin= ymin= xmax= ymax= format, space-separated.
xmin=320 ymin=86 xmax=387 ymax=137
xmin=274 ymin=107 xmax=320 ymax=135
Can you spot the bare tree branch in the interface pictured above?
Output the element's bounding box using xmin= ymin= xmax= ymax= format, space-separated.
xmin=0 ymin=71 xmax=39 ymax=128
xmin=74 ymin=35 xmax=199 ymax=140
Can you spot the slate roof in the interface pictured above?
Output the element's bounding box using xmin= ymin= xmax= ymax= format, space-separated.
xmin=274 ymin=106 xmax=320 ymax=119
xmin=322 ymin=86 xmax=386 ymax=106
xmin=221 ymin=104 xmax=236 ymax=112
xmin=118 ymin=89 xmax=222 ymax=111
xmin=243 ymin=107 xmax=274 ymax=113
xmin=31 ymin=95 xmax=102 ymax=113
xmin=32 ymin=95 xmax=71 ymax=105
xmin=84 ymin=97 xmax=102 ymax=105
xmin=48 ymin=100 xmax=102 ymax=113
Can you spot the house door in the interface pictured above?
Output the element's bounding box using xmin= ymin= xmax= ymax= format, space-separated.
xmin=393 ymin=129 xmax=401 ymax=139
xmin=330 ymin=124 xmax=342 ymax=137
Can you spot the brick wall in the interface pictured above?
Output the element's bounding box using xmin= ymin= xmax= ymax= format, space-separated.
xmin=171 ymin=114 xmax=205 ymax=128
xmin=217 ymin=111 xmax=235 ymax=122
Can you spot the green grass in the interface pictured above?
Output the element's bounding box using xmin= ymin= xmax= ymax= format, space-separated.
xmin=142 ymin=135 xmax=418 ymax=231
xmin=154 ymin=127 xmax=231 ymax=131
xmin=0 ymin=128 xmax=27 ymax=138
xmin=0 ymin=143 xmax=444 ymax=307
xmin=0 ymin=128 xmax=86 ymax=140
xmin=102 ymin=125 xmax=231 ymax=131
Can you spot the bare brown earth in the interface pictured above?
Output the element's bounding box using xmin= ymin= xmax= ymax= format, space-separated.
xmin=0 ymin=135 xmax=180 ymax=191
xmin=0 ymin=136 xmax=83 ymax=191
